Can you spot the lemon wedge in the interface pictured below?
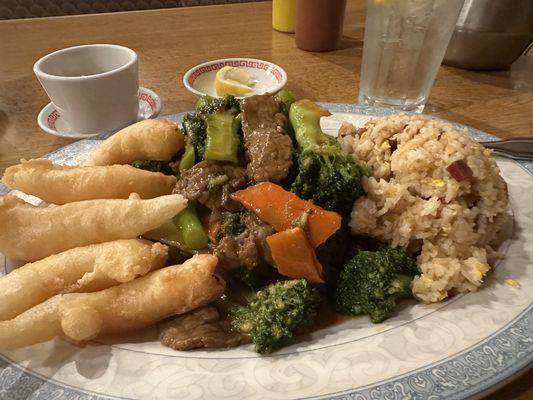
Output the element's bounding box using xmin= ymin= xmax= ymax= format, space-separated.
xmin=215 ymin=66 xmax=253 ymax=96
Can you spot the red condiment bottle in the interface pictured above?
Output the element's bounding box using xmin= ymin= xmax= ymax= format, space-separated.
xmin=295 ymin=0 xmax=347 ymax=52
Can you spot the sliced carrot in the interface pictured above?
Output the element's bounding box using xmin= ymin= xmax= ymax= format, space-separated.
xmin=207 ymin=220 xmax=221 ymax=244
xmin=231 ymin=182 xmax=341 ymax=247
xmin=267 ymin=227 xmax=325 ymax=284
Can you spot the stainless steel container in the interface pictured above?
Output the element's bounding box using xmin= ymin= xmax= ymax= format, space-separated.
xmin=443 ymin=0 xmax=533 ymax=70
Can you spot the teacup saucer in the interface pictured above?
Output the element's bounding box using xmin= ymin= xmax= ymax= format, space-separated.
xmin=37 ymin=87 xmax=162 ymax=139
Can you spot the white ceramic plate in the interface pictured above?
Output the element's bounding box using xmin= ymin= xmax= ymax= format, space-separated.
xmin=37 ymin=87 xmax=162 ymax=139
xmin=183 ymin=58 xmax=287 ymax=98
xmin=1 ymin=104 xmax=531 ymax=400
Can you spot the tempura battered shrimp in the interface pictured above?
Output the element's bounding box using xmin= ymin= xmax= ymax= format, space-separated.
xmin=83 ymin=119 xmax=184 ymax=166
xmin=0 ymin=254 xmax=223 ymax=350
xmin=0 ymin=194 xmax=187 ymax=261
xmin=2 ymin=159 xmax=177 ymax=204
xmin=0 ymin=239 xmax=168 ymax=321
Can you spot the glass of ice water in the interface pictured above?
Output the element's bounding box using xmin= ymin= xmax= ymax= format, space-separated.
xmin=359 ymin=0 xmax=465 ymax=113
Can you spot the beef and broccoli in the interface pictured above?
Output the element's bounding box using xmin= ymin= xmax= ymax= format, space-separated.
xmin=131 ymin=92 xmax=419 ymax=354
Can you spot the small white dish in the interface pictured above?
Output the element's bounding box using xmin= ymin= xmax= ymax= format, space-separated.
xmin=37 ymin=87 xmax=161 ymax=139
xmin=183 ymin=58 xmax=287 ymax=98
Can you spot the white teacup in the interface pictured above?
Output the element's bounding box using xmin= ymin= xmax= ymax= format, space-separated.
xmin=34 ymin=44 xmax=139 ymax=135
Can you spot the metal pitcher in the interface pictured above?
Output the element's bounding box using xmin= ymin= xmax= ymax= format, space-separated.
xmin=443 ymin=0 xmax=533 ymax=70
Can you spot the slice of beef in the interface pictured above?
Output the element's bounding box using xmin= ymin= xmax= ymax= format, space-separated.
xmin=240 ymin=94 xmax=293 ymax=183
xmin=173 ymin=161 xmax=247 ymax=211
xmin=212 ymin=212 xmax=275 ymax=270
xmin=213 ymin=232 xmax=258 ymax=270
xmin=243 ymin=212 xmax=275 ymax=264
xmin=159 ymin=306 xmax=241 ymax=351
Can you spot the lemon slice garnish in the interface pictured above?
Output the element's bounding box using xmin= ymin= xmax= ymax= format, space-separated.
xmin=215 ymin=66 xmax=253 ymax=96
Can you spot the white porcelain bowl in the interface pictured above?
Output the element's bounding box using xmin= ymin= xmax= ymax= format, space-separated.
xmin=183 ymin=58 xmax=287 ymax=98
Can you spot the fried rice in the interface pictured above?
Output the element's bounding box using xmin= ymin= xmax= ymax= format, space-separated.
xmin=338 ymin=115 xmax=508 ymax=303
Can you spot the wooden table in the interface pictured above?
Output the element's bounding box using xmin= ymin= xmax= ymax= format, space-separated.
xmin=1 ymin=0 xmax=533 ymax=174
xmin=0 ymin=1 xmax=531 ymax=398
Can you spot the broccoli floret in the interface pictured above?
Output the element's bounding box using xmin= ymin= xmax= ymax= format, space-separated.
xmin=143 ymin=202 xmax=208 ymax=251
xmin=182 ymin=112 xmax=207 ymax=162
xmin=219 ymin=211 xmax=246 ymax=237
xmin=178 ymin=138 xmax=196 ymax=172
xmin=291 ymin=146 xmax=366 ymax=215
xmin=204 ymin=112 xmax=241 ymax=163
xmin=233 ymin=263 xmax=282 ymax=291
xmin=288 ymin=100 xmax=366 ymax=215
xmin=230 ymin=279 xmax=320 ymax=354
xmin=173 ymin=202 xmax=209 ymax=250
xmin=289 ymin=99 xmax=336 ymax=148
xmin=131 ymin=160 xmax=174 ymax=175
xmin=181 ymin=95 xmax=243 ymax=166
xmin=335 ymin=247 xmax=418 ymax=323
xmin=274 ymin=90 xmax=297 ymax=142
xmin=195 ymin=95 xmax=240 ymax=115
xmin=275 ymin=90 xmax=296 ymax=118
xmin=194 ymin=95 xmax=215 ymax=112
xmin=315 ymin=226 xmax=355 ymax=285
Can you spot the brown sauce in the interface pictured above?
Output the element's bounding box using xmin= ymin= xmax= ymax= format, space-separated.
xmin=312 ymin=302 xmax=352 ymax=330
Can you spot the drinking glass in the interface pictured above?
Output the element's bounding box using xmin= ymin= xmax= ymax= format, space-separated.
xmin=359 ymin=0 xmax=465 ymax=113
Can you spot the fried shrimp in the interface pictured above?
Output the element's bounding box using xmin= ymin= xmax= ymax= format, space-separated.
xmin=83 ymin=119 xmax=184 ymax=166
xmin=2 ymin=159 xmax=177 ymax=204
xmin=0 ymin=239 xmax=168 ymax=321
xmin=0 ymin=194 xmax=187 ymax=261
xmin=0 ymin=254 xmax=224 ymax=350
